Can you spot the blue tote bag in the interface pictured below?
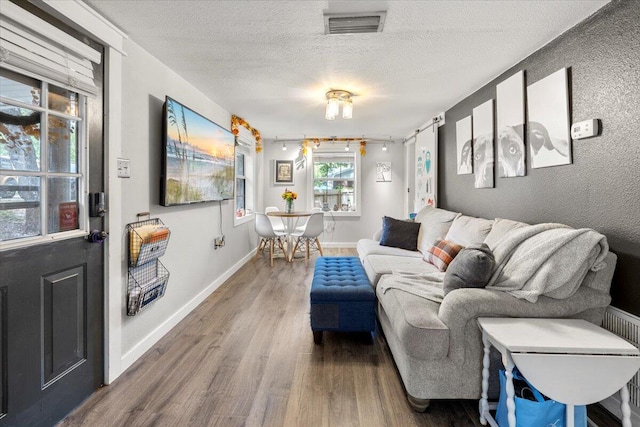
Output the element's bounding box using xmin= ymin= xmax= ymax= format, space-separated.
xmin=496 ymin=368 xmax=587 ymax=427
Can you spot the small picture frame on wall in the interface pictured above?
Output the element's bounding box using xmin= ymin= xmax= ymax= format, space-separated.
xmin=275 ymin=160 xmax=294 ymax=185
xmin=376 ymin=162 xmax=391 ymax=182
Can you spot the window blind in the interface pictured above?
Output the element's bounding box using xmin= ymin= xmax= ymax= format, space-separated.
xmin=0 ymin=1 xmax=101 ymax=97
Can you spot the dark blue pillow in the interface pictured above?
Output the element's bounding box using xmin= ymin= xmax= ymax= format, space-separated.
xmin=379 ymin=216 xmax=421 ymax=251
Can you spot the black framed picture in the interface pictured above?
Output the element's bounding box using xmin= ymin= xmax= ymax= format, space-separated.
xmin=275 ymin=160 xmax=294 ymax=184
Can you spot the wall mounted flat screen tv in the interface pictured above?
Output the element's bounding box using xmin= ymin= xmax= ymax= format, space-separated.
xmin=161 ymin=96 xmax=235 ymax=206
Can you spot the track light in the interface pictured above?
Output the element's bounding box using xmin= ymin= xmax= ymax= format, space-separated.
xmin=345 ymin=141 xmax=350 ymax=151
xmin=382 ymin=141 xmax=387 ymax=151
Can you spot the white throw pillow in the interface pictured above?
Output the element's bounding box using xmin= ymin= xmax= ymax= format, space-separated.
xmin=445 ymin=215 xmax=494 ymax=246
xmin=415 ymin=206 xmax=460 ymax=254
xmin=483 ymin=218 xmax=529 ymax=250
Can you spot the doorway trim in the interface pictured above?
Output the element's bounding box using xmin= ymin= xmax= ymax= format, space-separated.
xmin=34 ymin=0 xmax=127 ymax=384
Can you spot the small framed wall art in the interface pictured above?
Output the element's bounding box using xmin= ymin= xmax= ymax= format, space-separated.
xmin=376 ymin=162 xmax=391 ymax=182
xmin=274 ymin=160 xmax=294 ymax=185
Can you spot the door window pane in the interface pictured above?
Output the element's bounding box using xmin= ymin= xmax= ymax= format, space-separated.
xmin=0 ymin=69 xmax=41 ymax=106
xmin=0 ymin=70 xmax=86 ymax=247
xmin=0 ymin=156 xmax=18 ymax=200
xmin=0 ymin=103 xmax=41 ymax=171
xmin=0 ymin=175 xmax=41 ymax=241
xmin=48 ymin=177 xmax=78 ymax=233
xmin=48 ymin=117 xmax=77 ymax=173
xmin=48 ymin=85 xmax=78 ymax=116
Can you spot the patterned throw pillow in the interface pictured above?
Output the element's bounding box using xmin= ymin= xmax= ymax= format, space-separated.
xmin=424 ymin=238 xmax=464 ymax=272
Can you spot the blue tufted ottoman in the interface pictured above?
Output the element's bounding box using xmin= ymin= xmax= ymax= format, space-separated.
xmin=310 ymin=256 xmax=376 ymax=344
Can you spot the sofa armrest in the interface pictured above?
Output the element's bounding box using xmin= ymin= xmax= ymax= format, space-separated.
xmin=438 ymin=286 xmax=612 ymax=364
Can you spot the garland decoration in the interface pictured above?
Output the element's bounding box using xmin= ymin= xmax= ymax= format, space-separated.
xmin=231 ymin=115 xmax=262 ymax=152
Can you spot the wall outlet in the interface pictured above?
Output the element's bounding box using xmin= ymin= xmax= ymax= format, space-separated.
xmin=214 ymin=235 xmax=225 ymax=249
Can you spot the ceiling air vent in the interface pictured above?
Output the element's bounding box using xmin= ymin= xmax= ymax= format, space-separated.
xmin=323 ymin=11 xmax=387 ymax=35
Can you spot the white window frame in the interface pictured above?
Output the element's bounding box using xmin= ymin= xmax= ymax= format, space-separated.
xmin=306 ymin=148 xmax=361 ymax=217
xmin=0 ymin=74 xmax=89 ymax=250
xmin=233 ymin=139 xmax=254 ymax=226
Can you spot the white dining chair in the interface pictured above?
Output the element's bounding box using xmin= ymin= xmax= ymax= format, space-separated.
xmin=254 ymin=212 xmax=287 ymax=267
xmin=264 ymin=206 xmax=286 ymax=233
xmin=294 ymin=207 xmax=323 ymax=233
xmin=289 ymin=212 xmax=324 ymax=264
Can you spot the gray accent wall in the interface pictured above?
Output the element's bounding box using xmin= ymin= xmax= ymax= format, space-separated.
xmin=439 ymin=0 xmax=640 ymax=315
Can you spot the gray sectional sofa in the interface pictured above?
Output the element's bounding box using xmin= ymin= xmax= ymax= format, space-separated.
xmin=356 ymin=206 xmax=617 ymax=411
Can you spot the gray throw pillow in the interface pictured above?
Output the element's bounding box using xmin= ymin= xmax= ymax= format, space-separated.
xmin=443 ymin=243 xmax=495 ymax=296
xmin=379 ymin=216 xmax=421 ymax=251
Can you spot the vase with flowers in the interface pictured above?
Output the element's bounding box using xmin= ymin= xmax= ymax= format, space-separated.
xmin=282 ymin=188 xmax=297 ymax=213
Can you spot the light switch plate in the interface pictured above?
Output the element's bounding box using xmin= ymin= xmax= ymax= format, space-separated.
xmin=117 ymin=158 xmax=130 ymax=178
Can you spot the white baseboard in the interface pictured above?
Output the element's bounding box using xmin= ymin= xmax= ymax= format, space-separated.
xmin=599 ymin=393 xmax=640 ymax=426
xmin=119 ymin=250 xmax=254 ymax=375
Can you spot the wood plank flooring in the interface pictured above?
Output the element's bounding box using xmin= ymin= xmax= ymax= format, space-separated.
xmin=59 ymin=249 xmax=620 ymax=427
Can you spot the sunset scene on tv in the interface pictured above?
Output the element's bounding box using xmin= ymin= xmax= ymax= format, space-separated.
xmin=164 ymin=98 xmax=235 ymax=205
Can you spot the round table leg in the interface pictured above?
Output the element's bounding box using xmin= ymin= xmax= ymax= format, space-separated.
xmin=505 ymin=354 xmax=516 ymax=427
xmin=566 ymin=404 xmax=575 ymax=427
xmin=621 ymin=383 xmax=632 ymax=427
xmin=479 ymin=332 xmax=491 ymax=425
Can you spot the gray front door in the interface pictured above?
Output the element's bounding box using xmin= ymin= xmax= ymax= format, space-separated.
xmin=0 ymin=27 xmax=105 ymax=424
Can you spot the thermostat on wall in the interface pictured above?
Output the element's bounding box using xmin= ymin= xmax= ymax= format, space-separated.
xmin=571 ymin=119 xmax=599 ymax=140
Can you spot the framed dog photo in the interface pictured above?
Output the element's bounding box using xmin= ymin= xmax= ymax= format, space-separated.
xmin=456 ymin=115 xmax=473 ymax=175
xmin=275 ymin=160 xmax=294 ymax=185
xmin=473 ymin=99 xmax=495 ymax=189
xmin=527 ymin=67 xmax=572 ymax=169
xmin=497 ymin=70 xmax=526 ymax=177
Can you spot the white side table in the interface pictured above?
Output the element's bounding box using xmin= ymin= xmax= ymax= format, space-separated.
xmin=478 ymin=317 xmax=640 ymax=427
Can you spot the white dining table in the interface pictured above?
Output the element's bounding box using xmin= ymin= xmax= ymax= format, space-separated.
xmin=266 ymin=211 xmax=311 ymax=261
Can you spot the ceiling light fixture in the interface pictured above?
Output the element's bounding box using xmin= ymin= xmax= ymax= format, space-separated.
xmin=345 ymin=141 xmax=350 ymax=151
xmin=325 ymin=90 xmax=353 ymax=120
xmin=382 ymin=141 xmax=387 ymax=151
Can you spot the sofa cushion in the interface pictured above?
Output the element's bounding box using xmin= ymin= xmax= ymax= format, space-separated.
xmin=363 ymin=254 xmax=439 ymax=287
xmin=424 ymin=239 xmax=464 ymax=272
xmin=415 ymin=207 xmax=460 ymax=254
xmin=376 ymin=275 xmax=449 ymax=360
xmin=443 ymin=243 xmax=495 ymax=296
xmin=379 ymin=216 xmax=421 ymax=251
xmin=357 ymin=239 xmax=424 ymax=263
xmin=483 ymin=218 xmax=529 ymax=250
xmin=444 ymin=215 xmax=494 ymax=246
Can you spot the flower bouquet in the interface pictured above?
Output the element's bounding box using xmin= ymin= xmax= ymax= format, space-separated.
xmin=282 ymin=188 xmax=297 ymax=213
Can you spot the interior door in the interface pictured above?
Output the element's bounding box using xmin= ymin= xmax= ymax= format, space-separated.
xmin=0 ymin=30 xmax=105 ymax=425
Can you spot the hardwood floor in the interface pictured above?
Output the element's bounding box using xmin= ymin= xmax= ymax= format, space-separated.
xmin=59 ymin=249 xmax=620 ymax=427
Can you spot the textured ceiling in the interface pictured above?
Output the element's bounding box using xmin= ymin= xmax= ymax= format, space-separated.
xmin=85 ymin=0 xmax=608 ymax=141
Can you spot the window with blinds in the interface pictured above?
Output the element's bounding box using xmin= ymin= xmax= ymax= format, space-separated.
xmin=0 ymin=1 xmax=102 ymax=97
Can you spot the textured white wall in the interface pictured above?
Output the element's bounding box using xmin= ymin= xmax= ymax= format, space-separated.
xmin=261 ymin=142 xmax=407 ymax=245
xmin=119 ymin=39 xmax=257 ymax=356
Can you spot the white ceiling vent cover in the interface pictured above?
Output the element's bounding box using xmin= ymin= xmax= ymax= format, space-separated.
xmin=323 ymin=11 xmax=387 ymax=35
